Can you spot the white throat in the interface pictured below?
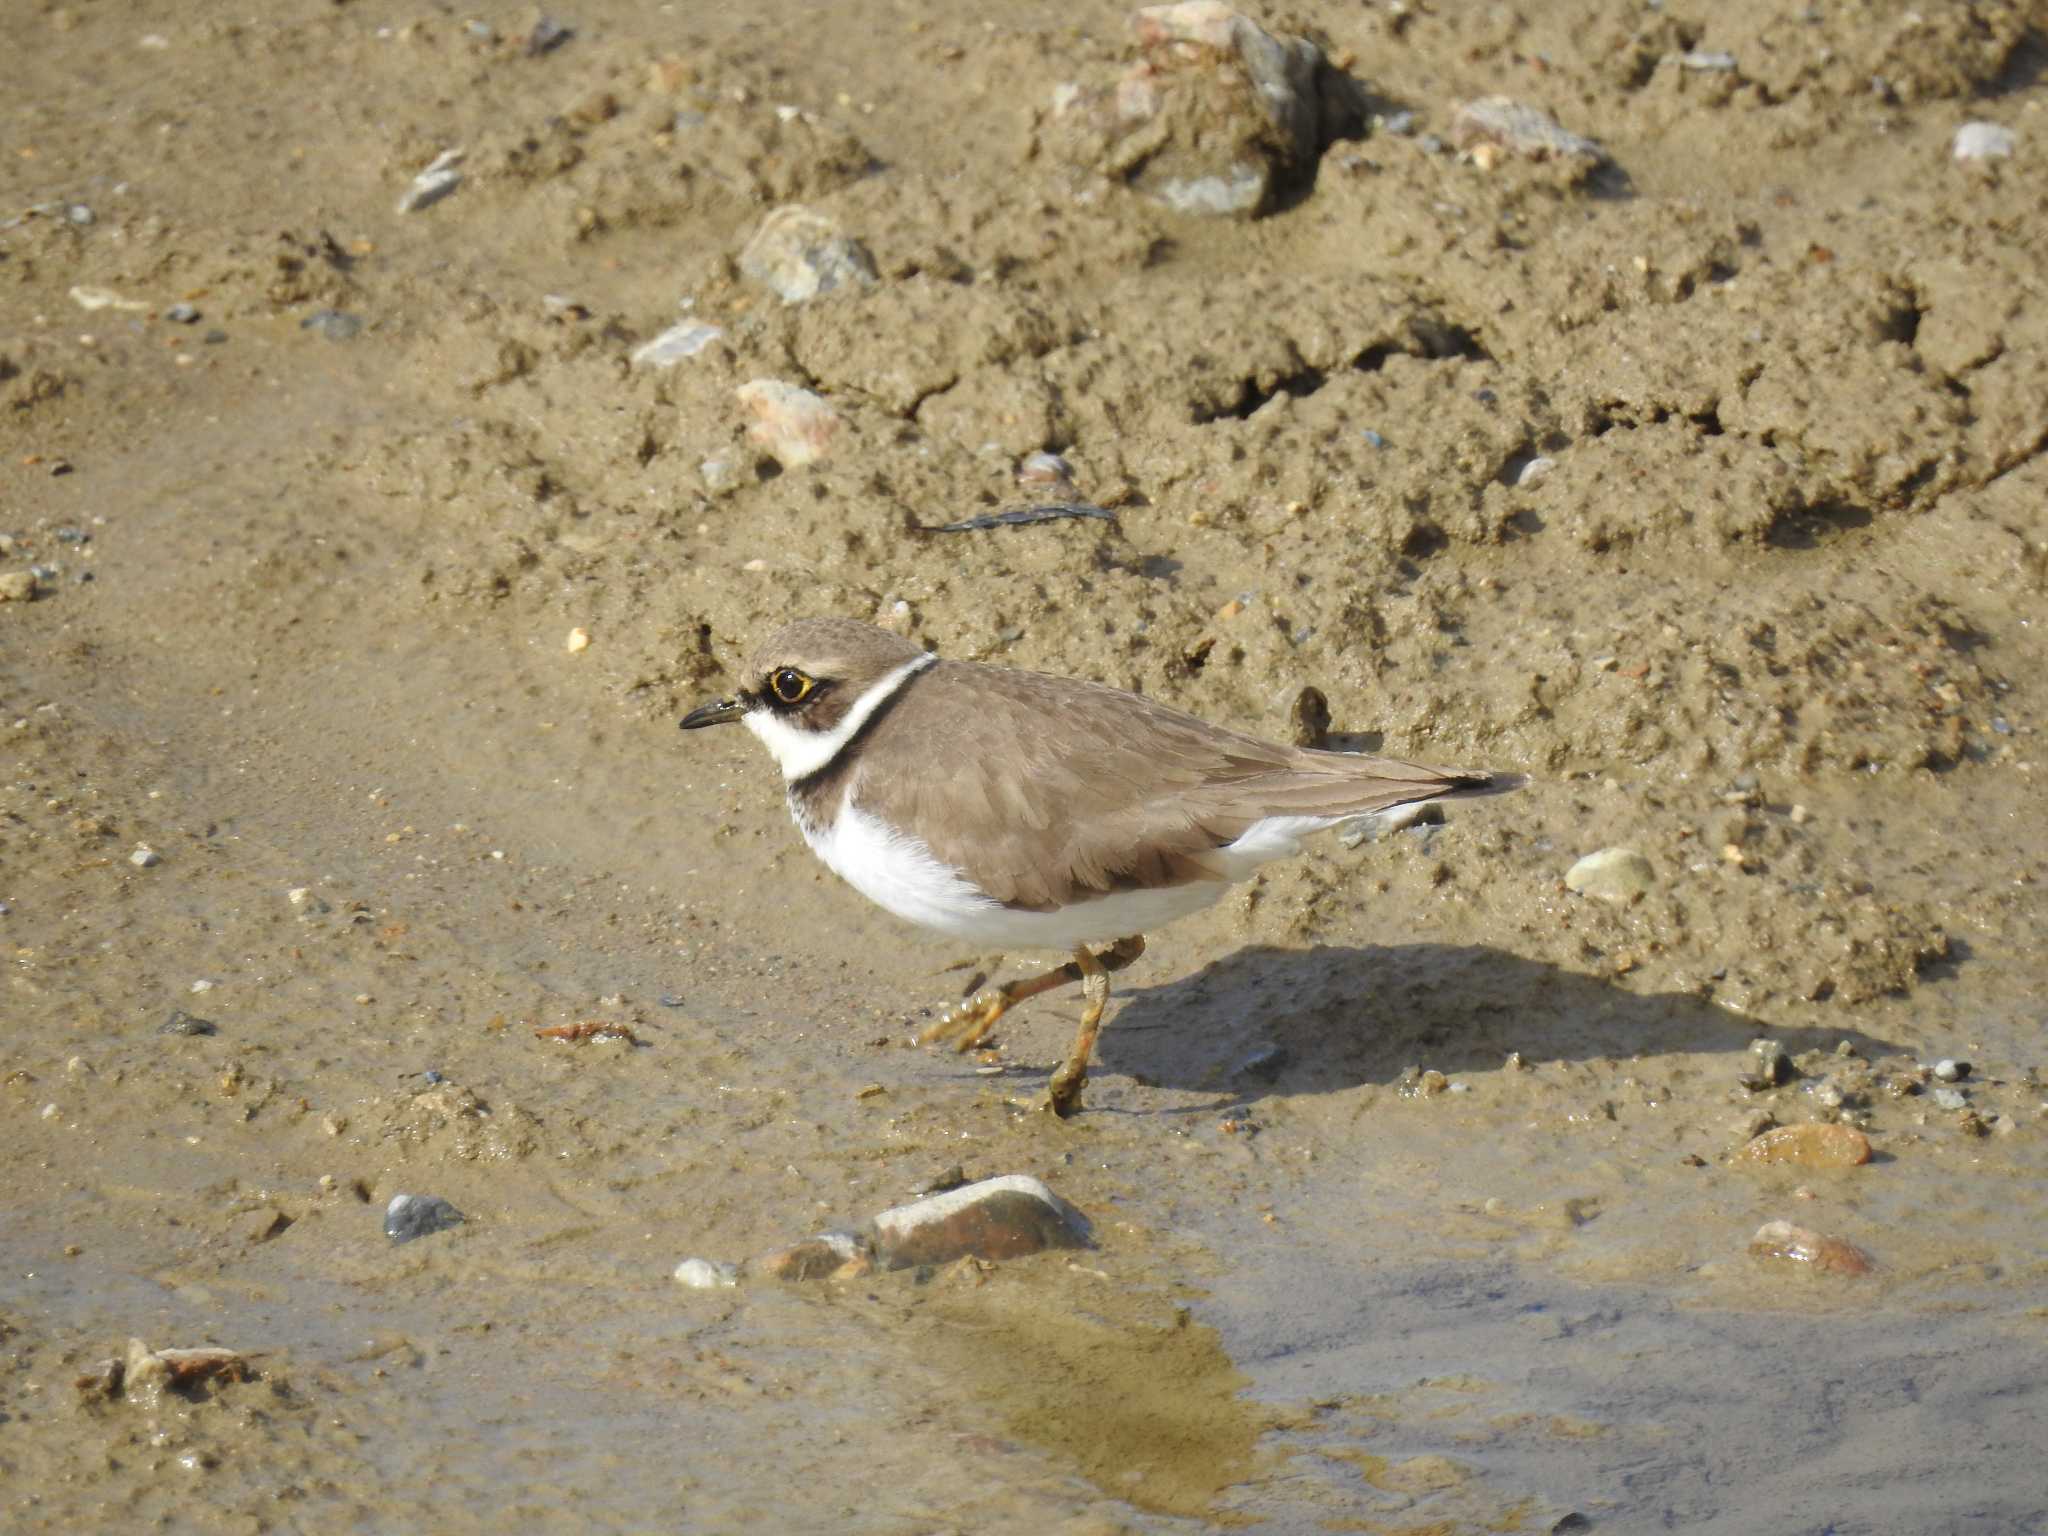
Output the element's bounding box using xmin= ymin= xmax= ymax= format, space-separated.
xmin=742 ymin=651 xmax=936 ymax=782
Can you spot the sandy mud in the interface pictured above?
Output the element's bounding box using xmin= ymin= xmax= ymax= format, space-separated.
xmin=4 ymin=0 xmax=2046 ymax=1530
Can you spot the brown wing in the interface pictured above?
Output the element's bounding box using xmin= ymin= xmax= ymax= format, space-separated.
xmin=845 ymin=660 xmax=1494 ymax=911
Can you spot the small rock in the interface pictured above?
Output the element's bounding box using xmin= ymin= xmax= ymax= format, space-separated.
xmin=1674 ymin=50 xmax=1737 ymax=71
xmin=397 ymin=148 xmax=465 ymax=213
xmin=1287 ymin=685 xmax=1330 ymax=749
xmin=1738 ymin=1123 xmax=1872 ymax=1169
xmin=1748 ymin=1219 xmax=1872 ymax=1276
xmin=164 ymin=302 xmax=201 ymax=324
xmin=383 ymin=1193 xmax=465 ymax=1244
xmin=630 ymin=320 xmax=724 ymax=368
xmin=120 ymin=1339 xmax=250 ymax=1402
xmin=1932 ymin=1058 xmax=1970 ymax=1083
xmin=68 ymin=204 xmax=95 ymax=226
xmin=158 ymin=1009 xmax=216 ymax=1037
xmin=1952 ymin=122 xmax=2015 ymax=162
xmin=738 ymin=206 xmax=877 ymax=304
xmin=1932 ymin=1086 xmax=1969 ymax=1112
xmin=759 ymin=1230 xmax=871 ymax=1282
xmin=129 ymin=845 xmax=161 ymax=868
xmin=301 ymin=310 xmax=363 ymax=342
xmin=672 ymin=1257 xmax=741 ymax=1289
xmin=565 ymin=626 xmax=591 ymax=653
xmin=1451 ymin=97 xmax=1605 ymax=163
xmin=1740 ymin=1038 xmax=1793 ymax=1091
xmin=698 ymin=455 xmax=742 ymax=494
xmin=1510 ymin=454 xmax=1555 ymax=487
xmin=1563 ymin=847 xmax=1655 ymax=904
xmin=736 ymin=379 xmax=842 ymax=468
xmin=1048 ymin=2 xmax=1348 ymax=218
xmin=1017 ymin=451 xmax=1074 ymax=489
xmin=869 ymin=1174 xmax=1092 ymax=1269
xmin=0 ymin=570 xmax=39 ymax=603
xmin=525 ymin=16 xmax=573 ymax=56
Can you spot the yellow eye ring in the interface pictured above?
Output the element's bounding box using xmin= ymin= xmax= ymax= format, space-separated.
xmin=770 ymin=668 xmax=814 ymax=705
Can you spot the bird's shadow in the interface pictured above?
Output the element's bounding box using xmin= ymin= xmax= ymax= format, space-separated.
xmin=1096 ymin=943 xmax=1904 ymax=1099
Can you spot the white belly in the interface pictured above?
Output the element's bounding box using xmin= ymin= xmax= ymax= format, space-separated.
xmin=798 ymin=796 xmax=1234 ymax=951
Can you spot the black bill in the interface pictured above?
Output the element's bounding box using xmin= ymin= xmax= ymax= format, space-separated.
xmin=679 ymin=696 xmax=745 ymax=730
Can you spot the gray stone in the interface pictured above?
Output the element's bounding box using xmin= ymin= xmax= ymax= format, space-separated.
xmin=301 ymin=310 xmax=363 ymax=342
xmin=1932 ymin=1057 xmax=1970 ymax=1082
xmin=1932 ymin=1086 xmax=1969 ymax=1112
xmin=157 ymin=1010 xmax=216 ymax=1037
xmin=738 ymin=206 xmax=877 ymax=304
xmin=383 ymin=1192 xmax=465 ymax=1244
xmin=1452 ymin=97 xmax=1605 ymax=163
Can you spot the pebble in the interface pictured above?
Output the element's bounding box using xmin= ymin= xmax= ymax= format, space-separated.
xmin=1738 ymin=1123 xmax=1872 ymax=1169
xmin=158 ymin=1009 xmax=216 ymax=1036
xmin=759 ymin=1230 xmax=871 ymax=1282
xmin=1510 ymin=455 xmax=1555 ymax=487
xmin=1740 ymin=1038 xmax=1793 ymax=1091
xmin=1287 ymin=684 xmax=1330 ymax=749
xmin=68 ymin=203 xmax=95 ymax=226
xmin=164 ymin=302 xmax=201 ymax=324
xmin=1675 ymin=50 xmax=1737 ymax=71
xmin=1932 ymin=1058 xmax=1970 ymax=1082
xmin=526 ymin=16 xmax=573 ymax=56
xmin=1451 ymin=97 xmax=1606 ymax=163
xmin=1054 ymin=3 xmax=1334 ymax=218
xmin=1563 ymin=846 xmax=1655 ymax=904
xmin=870 ymin=1174 xmax=1092 ymax=1270
xmin=1931 ymin=1086 xmax=1969 ymax=1111
xmin=564 ymin=626 xmax=590 ymax=653
xmin=736 ymin=379 xmax=842 ymax=468
xmin=1360 ymin=428 xmax=1387 ymax=448
xmin=1748 ymin=1220 xmax=1873 ymax=1276
xmin=698 ymin=455 xmax=742 ymax=494
xmin=0 ymin=570 xmax=39 ymax=603
xmin=396 ymin=148 xmax=465 ymax=213
xmin=301 ymin=310 xmax=363 ymax=342
xmin=383 ymin=1193 xmax=465 ymax=1244
xmin=1952 ymin=122 xmax=2015 ymax=162
xmin=672 ymin=1257 xmax=740 ymax=1289
xmin=1017 ymin=451 xmax=1074 ymax=489
xmin=128 ymin=845 xmax=161 ymax=868
xmin=629 ymin=320 xmax=724 ymax=368
xmin=738 ymin=205 xmax=877 ymax=304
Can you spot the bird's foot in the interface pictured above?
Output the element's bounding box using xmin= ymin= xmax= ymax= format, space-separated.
xmin=919 ymin=987 xmax=1014 ymax=1052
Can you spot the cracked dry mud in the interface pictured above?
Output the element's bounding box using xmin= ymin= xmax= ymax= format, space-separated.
xmin=4 ymin=1 xmax=2046 ymax=1531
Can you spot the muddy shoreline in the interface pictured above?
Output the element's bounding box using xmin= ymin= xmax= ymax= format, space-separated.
xmin=6 ymin=1 xmax=2046 ymax=1529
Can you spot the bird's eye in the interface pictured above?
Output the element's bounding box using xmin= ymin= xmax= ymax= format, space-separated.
xmin=770 ymin=668 xmax=814 ymax=705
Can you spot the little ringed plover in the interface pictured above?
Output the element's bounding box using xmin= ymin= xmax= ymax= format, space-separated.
xmin=682 ymin=618 xmax=1519 ymax=1115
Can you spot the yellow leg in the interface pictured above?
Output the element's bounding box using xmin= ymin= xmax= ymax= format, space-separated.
xmin=919 ymin=936 xmax=1145 ymax=1053
xmin=1045 ymin=945 xmax=1114 ymax=1117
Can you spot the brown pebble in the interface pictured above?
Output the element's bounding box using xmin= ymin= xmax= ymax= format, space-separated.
xmin=758 ymin=1232 xmax=869 ymax=1282
xmin=1738 ymin=1123 xmax=1873 ymax=1169
xmin=1749 ymin=1220 xmax=1873 ymax=1275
